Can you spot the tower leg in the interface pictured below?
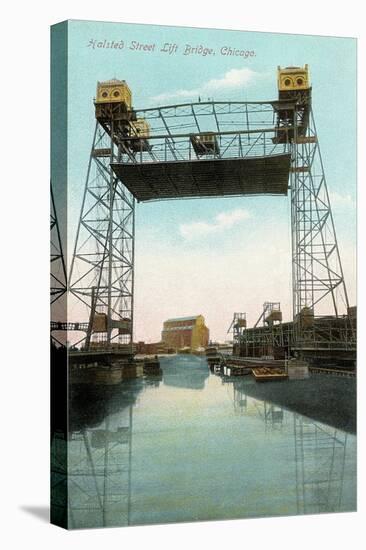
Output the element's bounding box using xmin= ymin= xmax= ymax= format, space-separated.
xmin=291 ymin=108 xmax=351 ymax=349
xmin=69 ymin=122 xmax=135 ymax=350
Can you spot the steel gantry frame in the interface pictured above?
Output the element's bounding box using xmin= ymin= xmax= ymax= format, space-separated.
xmin=65 ymin=87 xmax=352 ymax=351
xmin=68 ymin=121 xmax=135 ymax=350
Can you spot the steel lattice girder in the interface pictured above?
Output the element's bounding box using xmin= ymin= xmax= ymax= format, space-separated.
xmin=68 ymin=122 xmax=135 ymax=347
xmin=290 ymin=107 xmax=350 ymax=322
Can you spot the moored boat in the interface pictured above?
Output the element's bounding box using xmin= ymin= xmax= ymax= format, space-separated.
xmin=252 ymin=367 xmax=288 ymax=382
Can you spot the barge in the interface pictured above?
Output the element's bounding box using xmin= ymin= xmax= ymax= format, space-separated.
xmin=252 ymin=367 xmax=288 ymax=382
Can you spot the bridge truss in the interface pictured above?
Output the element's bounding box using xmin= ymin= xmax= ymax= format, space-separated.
xmin=61 ymin=90 xmax=353 ymax=352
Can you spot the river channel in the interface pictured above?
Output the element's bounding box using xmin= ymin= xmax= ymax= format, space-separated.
xmin=57 ymin=354 xmax=356 ymax=529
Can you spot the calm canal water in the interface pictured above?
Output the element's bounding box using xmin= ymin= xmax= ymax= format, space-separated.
xmin=64 ymin=355 xmax=357 ymax=529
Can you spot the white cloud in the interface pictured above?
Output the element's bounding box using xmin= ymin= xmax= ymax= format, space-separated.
xmin=179 ymin=208 xmax=251 ymax=240
xmin=152 ymin=68 xmax=262 ymax=103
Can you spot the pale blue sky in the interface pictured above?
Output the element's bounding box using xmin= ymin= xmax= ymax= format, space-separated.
xmin=64 ymin=20 xmax=356 ymax=340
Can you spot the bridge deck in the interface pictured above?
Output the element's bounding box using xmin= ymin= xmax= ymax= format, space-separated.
xmin=112 ymin=154 xmax=290 ymax=202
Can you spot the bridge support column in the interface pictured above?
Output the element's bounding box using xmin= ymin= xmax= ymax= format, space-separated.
xmin=69 ymin=121 xmax=135 ymax=350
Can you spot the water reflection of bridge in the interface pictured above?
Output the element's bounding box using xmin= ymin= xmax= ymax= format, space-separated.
xmin=225 ymin=373 xmax=356 ymax=434
xmin=51 ymin=355 xmax=210 ymax=528
xmin=51 ymin=378 xmax=147 ymax=528
xmin=51 ymin=359 xmax=354 ymax=528
xmin=293 ymin=415 xmax=348 ymax=514
xmin=228 ymin=378 xmax=351 ymax=515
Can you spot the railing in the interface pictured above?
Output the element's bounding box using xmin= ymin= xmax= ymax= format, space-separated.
xmin=116 ymin=129 xmax=290 ymax=164
xmin=106 ymin=100 xmax=292 ymax=165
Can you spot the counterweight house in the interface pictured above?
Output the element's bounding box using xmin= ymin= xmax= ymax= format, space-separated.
xmin=161 ymin=315 xmax=209 ymax=351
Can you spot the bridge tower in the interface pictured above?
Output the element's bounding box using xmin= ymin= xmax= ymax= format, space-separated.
xmin=275 ymin=66 xmax=352 ymax=346
xmin=69 ymin=80 xmax=135 ymax=350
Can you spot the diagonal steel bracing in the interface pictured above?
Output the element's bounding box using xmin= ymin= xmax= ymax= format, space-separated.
xmin=51 ymin=184 xmax=67 ymax=305
xmin=291 ymin=108 xmax=350 ymax=334
xmin=68 ymin=122 xmax=134 ymax=349
xmin=63 ymin=93 xmax=353 ymax=353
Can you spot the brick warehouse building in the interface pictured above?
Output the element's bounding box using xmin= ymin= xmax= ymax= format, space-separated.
xmin=161 ymin=315 xmax=210 ymax=351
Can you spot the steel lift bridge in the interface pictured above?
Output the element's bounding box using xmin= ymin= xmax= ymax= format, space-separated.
xmin=56 ymin=66 xmax=353 ymax=353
